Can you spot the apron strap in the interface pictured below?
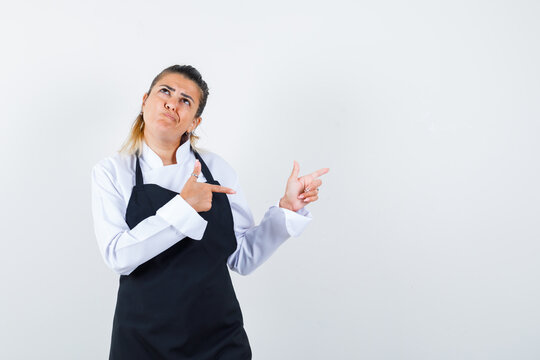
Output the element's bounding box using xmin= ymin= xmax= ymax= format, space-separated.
xmin=135 ymin=156 xmax=144 ymax=187
xmin=192 ymin=146 xmax=215 ymax=183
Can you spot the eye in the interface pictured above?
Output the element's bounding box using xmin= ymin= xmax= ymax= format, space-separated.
xmin=182 ymin=98 xmax=191 ymax=106
xmin=159 ymin=88 xmax=170 ymax=95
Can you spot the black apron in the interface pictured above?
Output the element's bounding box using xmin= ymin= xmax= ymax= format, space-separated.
xmin=109 ymin=147 xmax=252 ymax=359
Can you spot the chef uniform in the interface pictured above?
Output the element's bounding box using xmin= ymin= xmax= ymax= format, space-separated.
xmin=91 ymin=139 xmax=313 ymax=359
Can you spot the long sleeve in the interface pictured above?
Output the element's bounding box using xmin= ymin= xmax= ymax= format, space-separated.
xmin=91 ymin=163 xmax=208 ymax=275
xmin=226 ymin=172 xmax=313 ymax=276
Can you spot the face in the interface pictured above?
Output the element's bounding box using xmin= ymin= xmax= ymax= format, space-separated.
xmin=141 ymin=72 xmax=202 ymax=144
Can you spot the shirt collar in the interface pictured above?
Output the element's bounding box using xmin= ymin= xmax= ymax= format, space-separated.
xmin=141 ymin=138 xmax=192 ymax=169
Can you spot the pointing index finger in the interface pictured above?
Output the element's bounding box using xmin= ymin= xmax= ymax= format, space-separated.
xmin=310 ymin=167 xmax=330 ymax=179
xmin=208 ymin=184 xmax=236 ymax=194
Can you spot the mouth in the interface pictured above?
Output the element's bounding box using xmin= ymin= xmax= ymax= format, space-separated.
xmin=161 ymin=112 xmax=177 ymax=122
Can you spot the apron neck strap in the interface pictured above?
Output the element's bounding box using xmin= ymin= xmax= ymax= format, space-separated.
xmin=192 ymin=146 xmax=215 ymax=183
xmin=135 ymin=156 xmax=144 ymax=186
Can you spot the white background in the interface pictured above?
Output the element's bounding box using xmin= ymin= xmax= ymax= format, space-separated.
xmin=1 ymin=1 xmax=539 ymax=359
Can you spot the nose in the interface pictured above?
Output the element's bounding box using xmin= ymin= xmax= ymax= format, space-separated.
xmin=165 ymin=101 xmax=175 ymax=111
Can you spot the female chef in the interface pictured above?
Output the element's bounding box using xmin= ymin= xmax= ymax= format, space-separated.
xmin=91 ymin=64 xmax=329 ymax=359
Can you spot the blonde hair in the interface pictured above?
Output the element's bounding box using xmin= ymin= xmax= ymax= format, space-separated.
xmin=118 ymin=112 xmax=200 ymax=157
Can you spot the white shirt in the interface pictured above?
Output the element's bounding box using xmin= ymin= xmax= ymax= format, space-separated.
xmin=91 ymin=139 xmax=312 ymax=276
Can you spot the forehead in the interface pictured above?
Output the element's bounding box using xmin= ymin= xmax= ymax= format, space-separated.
xmin=155 ymin=72 xmax=201 ymax=102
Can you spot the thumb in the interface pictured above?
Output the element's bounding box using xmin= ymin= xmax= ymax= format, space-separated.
xmin=289 ymin=160 xmax=299 ymax=179
xmin=191 ymin=159 xmax=201 ymax=181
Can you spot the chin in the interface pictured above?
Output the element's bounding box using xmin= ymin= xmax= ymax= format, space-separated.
xmin=155 ymin=121 xmax=178 ymax=132
xmin=156 ymin=118 xmax=175 ymax=127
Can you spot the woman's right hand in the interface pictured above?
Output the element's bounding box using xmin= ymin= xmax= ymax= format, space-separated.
xmin=180 ymin=159 xmax=236 ymax=212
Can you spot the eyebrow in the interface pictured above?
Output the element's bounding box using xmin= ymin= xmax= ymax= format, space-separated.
xmin=158 ymin=84 xmax=195 ymax=103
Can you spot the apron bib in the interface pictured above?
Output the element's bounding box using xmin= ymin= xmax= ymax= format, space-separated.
xmin=109 ymin=147 xmax=252 ymax=359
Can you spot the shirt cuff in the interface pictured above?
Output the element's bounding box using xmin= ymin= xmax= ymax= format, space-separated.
xmin=156 ymin=195 xmax=208 ymax=240
xmin=275 ymin=200 xmax=313 ymax=237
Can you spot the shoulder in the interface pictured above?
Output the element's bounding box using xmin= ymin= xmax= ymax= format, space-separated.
xmin=91 ymin=151 xmax=134 ymax=187
xmin=195 ymin=147 xmax=238 ymax=187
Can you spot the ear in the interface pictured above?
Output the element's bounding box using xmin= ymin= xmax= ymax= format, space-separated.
xmin=190 ymin=117 xmax=202 ymax=132
xmin=142 ymin=93 xmax=148 ymax=108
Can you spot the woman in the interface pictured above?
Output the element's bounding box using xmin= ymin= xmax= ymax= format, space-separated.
xmin=91 ymin=64 xmax=329 ymax=359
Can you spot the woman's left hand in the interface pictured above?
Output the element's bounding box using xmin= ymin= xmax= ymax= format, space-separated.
xmin=279 ymin=161 xmax=329 ymax=212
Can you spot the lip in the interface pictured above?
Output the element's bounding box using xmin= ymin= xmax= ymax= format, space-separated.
xmin=162 ymin=112 xmax=177 ymax=122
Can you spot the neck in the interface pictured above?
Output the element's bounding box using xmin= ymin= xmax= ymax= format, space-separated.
xmin=143 ymin=133 xmax=181 ymax=166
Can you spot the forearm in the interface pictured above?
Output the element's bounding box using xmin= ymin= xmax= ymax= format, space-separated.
xmin=227 ymin=203 xmax=312 ymax=275
xmin=93 ymin=182 xmax=208 ymax=275
xmin=101 ymin=217 xmax=188 ymax=275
